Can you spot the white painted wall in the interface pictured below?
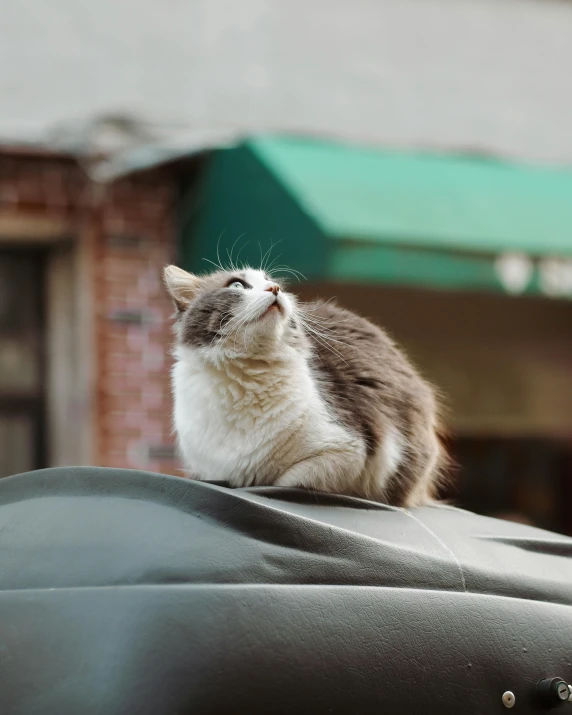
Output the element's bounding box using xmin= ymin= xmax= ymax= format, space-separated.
xmin=2 ymin=0 xmax=572 ymax=169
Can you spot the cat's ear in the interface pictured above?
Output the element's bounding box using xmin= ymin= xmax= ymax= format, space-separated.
xmin=163 ymin=265 xmax=201 ymax=312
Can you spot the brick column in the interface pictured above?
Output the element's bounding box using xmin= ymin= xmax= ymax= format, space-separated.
xmin=95 ymin=172 xmax=181 ymax=475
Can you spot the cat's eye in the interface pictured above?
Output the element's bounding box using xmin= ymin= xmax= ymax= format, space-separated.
xmin=228 ymin=280 xmax=247 ymax=289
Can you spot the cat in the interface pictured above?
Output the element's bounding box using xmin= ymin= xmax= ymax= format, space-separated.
xmin=163 ymin=264 xmax=446 ymax=507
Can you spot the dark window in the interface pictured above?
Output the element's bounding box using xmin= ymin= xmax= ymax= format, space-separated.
xmin=447 ymin=437 xmax=572 ymax=536
xmin=0 ymin=250 xmax=46 ymax=477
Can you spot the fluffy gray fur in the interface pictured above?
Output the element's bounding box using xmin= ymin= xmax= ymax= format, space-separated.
xmin=164 ymin=264 xmax=446 ymax=506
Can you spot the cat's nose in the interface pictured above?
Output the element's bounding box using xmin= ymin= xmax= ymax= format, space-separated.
xmin=265 ymin=283 xmax=280 ymax=296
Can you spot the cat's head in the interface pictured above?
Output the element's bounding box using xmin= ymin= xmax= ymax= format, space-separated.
xmin=163 ymin=265 xmax=304 ymax=359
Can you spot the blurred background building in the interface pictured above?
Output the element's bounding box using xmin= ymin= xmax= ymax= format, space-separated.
xmin=0 ymin=0 xmax=571 ymax=532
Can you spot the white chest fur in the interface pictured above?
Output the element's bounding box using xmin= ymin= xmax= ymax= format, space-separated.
xmin=172 ymin=347 xmax=355 ymax=486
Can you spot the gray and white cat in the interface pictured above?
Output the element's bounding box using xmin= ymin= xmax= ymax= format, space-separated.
xmin=164 ymin=264 xmax=445 ymax=507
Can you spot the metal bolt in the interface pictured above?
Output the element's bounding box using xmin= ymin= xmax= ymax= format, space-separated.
xmin=557 ymin=681 xmax=569 ymax=701
xmin=568 ymin=684 xmax=572 ymax=702
xmin=502 ymin=691 xmax=516 ymax=709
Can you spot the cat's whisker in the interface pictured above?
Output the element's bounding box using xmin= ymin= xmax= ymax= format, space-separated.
xmin=265 ymin=239 xmax=282 ymax=270
xmin=297 ymin=313 xmax=351 ymax=343
xmin=226 ymin=300 xmax=260 ymax=331
xmin=231 ymin=303 xmax=262 ymax=352
xmin=297 ymin=318 xmax=349 ymax=364
xmin=304 ymin=329 xmax=349 ymax=366
xmin=300 ymin=322 xmax=352 ymax=341
xmin=258 ymin=244 xmax=272 ymax=274
xmin=209 ymin=310 xmax=236 ymax=349
xmin=235 ymin=242 xmax=250 ymax=270
xmin=264 ymin=252 xmax=284 ymax=274
xmin=299 ymin=311 xmax=340 ymax=327
xmin=297 ymin=313 xmax=353 ymax=346
xmin=268 ymin=265 xmax=306 ymax=282
xmin=223 ymin=301 xmax=266 ymax=353
xmin=298 ymin=308 xmax=355 ymax=330
xmin=202 ymin=257 xmax=227 ymax=272
xmin=233 ymin=298 xmax=280 ymax=344
xmin=300 ymin=329 xmax=350 ymax=359
xmin=300 ymin=298 xmax=337 ymax=313
xmin=227 ymin=233 xmax=247 ymax=273
xmin=212 ymin=305 xmax=246 ymax=350
xmin=299 ymin=314 xmax=344 ymax=332
xmin=216 ymin=233 xmax=225 ymax=273
xmin=299 ymin=298 xmax=335 ymax=313
xmin=233 ymin=310 xmax=263 ymax=352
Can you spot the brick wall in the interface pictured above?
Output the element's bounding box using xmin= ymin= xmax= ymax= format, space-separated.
xmin=95 ymin=173 xmax=180 ymax=474
xmin=0 ymin=152 xmax=182 ymax=475
xmin=0 ymin=153 xmax=84 ymax=221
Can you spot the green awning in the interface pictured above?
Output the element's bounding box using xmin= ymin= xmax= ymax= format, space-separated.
xmin=180 ymin=137 xmax=572 ymax=297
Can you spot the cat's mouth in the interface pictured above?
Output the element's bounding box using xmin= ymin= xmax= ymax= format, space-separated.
xmin=259 ymin=299 xmax=282 ymax=320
